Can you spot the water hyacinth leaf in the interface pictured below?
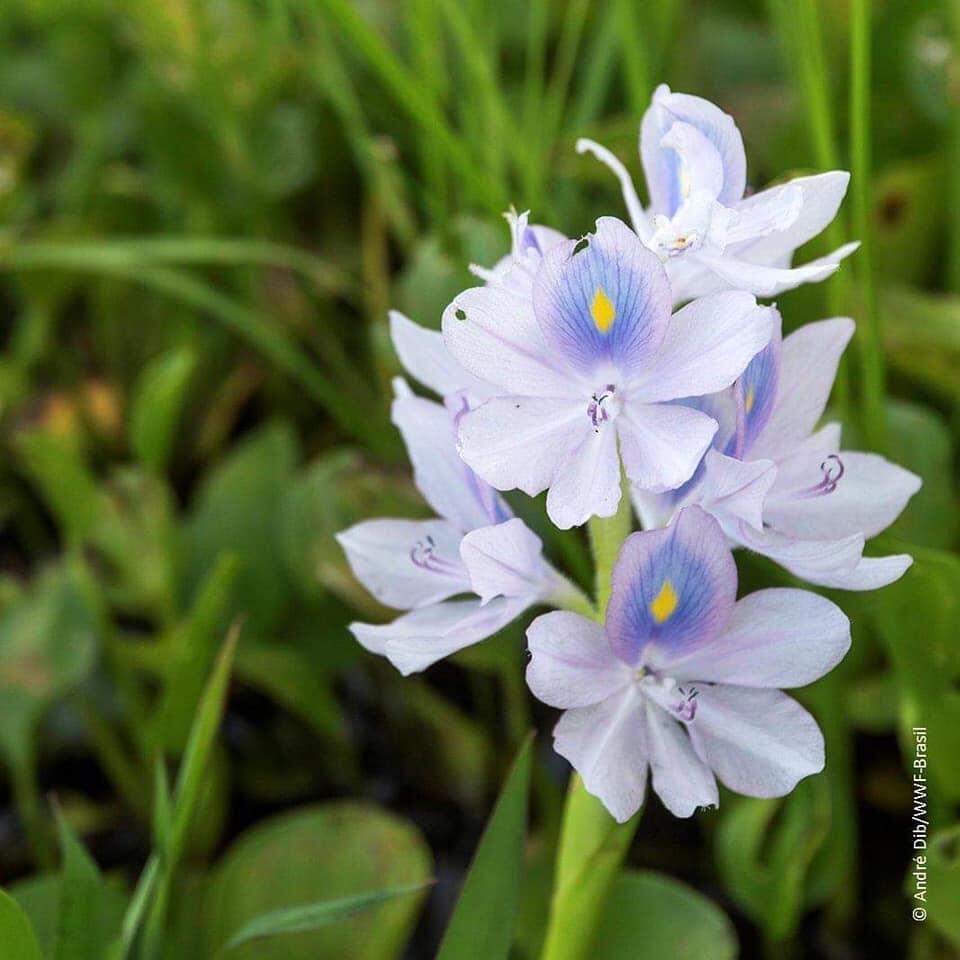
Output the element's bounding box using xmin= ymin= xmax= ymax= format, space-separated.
xmin=436 ymin=733 xmax=534 ymax=960
xmin=279 ymin=449 xmax=425 ymax=610
xmin=129 ymin=345 xmax=197 ymax=474
xmin=0 ymin=888 xmax=43 ymax=960
xmin=53 ymin=813 xmax=121 ymax=960
xmin=592 ymin=870 xmax=737 ymax=960
xmin=921 ymin=824 xmax=960 ymax=947
xmin=883 ymin=401 xmax=957 ymax=550
xmin=869 ymin=543 xmax=960 ymax=801
xmin=223 ymin=882 xmax=432 ymax=953
xmin=715 ymin=781 xmax=830 ymax=943
xmin=204 ymin=803 xmax=432 ymax=959
xmin=0 ymin=565 xmax=98 ymax=766
xmin=185 ymin=421 xmax=298 ymax=635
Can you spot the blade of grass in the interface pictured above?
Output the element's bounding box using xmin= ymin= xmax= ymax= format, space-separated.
xmin=569 ymin=0 xmax=622 ymax=129
xmin=222 ymin=882 xmax=433 ymax=953
xmin=0 ymin=248 xmax=396 ymax=458
xmin=767 ymin=0 xmax=851 ymax=414
xmin=615 ymin=0 xmax=652 ymax=118
xmin=521 ymin=0 xmax=551 ymax=200
xmin=313 ymin=0 xmax=503 ymax=210
xmin=849 ymin=0 xmax=885 ymax=448
xmin=436 ymin=734 xmax=534 ymax=960
xmin=120 ymin=621 xmax=242 ymax=959
xmin=950 ymin=0 xmax=960 ymax=292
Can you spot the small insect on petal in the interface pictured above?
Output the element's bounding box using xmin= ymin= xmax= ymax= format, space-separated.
xmin=455 ymin=308 xmax=467 ymax=321
xmin=650 ymin=579 xmax=679 ymax=624
xmin=591 ymin=287 xmax=616 ymax=333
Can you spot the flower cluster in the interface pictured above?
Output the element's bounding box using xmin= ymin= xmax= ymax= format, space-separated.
xmin=339 ymin=86 xmax=920 ymax=822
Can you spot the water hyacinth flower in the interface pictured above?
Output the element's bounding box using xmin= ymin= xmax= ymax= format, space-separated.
xmin=633 ymin=314 xmax=922 ymax=589
xmin=337 ymin=319 xmax=582 ymax=675
xmin=443 ymin=216 xmax=776 ymax=529
xmin=577 ymin=84 xmax=858 ymax=302
xmin=526 ymin=506 xmax=851 ymax=821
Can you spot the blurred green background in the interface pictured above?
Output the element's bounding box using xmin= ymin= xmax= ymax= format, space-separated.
xmin=0 ymin=0 xmax=958 ymax=957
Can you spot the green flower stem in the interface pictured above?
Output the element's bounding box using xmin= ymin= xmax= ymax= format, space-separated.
xmin=588 ymin=484 xmax=633 ymax=617
xmin=540 ymin=483 xmax=638 ymax=960
xmin=540 ymin=778 xmax=641 ymax=960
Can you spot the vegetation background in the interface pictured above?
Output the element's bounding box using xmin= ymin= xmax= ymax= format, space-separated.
xmin=0 ymin=0 xmax=958 ymax=957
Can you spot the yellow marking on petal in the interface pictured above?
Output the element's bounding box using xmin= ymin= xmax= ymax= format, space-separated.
xmin=745 ymin=387 xmax=755 ymax=414
xmin=650 ymin=580 xmax=679 ymax=624
xmin=591 ymin=287 xmax=616 ymax=333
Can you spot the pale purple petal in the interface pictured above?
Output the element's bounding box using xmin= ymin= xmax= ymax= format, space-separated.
xmin=695 ymin=251 xmax=841 ymax=298
xmin=457 ymin=396 xmax=584 ymax=497
xmin=350 ymin=596 xmax=530 ymax=675
xmin=698 ymin=451 xmax=777 ymax=533
xmin=644 ymin=701 xmax=719 ymax=817
xmin=749 ymin=317 xmax=854 ymax=461
xmin=606 ymin=506 xmax=737 ymax=667
xmin=732 ymin=319 xmax=781 ymax=456
xmin=575 ymin=138 xmax=652 ymax=240
xmin=532 ymin=217 xmax=672 ymax=378
xmin=729 ymin=171 xmax=850 ymax=264
xmin=724 ymin=182 xmax=803 ymax=245
xmin=337 ymin=518 xmax=470 ymax=610
xmin=553 ymin=687 xmax=649 ymax=823
xmin=526 ymin=611 xmax=631 ymax=708
xmin=765 ymin=450 xmax=922 ymax=541
xmin=617 ymin=402 xmax=718 ymax=494
xmin=664 ymin=588 xmax=850 ymax=688
xmin=443 ymin=279 xmax=577 ymax=397
xmin=659 ymin=121 xmax=726 ymax=202
xmin=686 ymin=685 xmax=825 ymax=797
xmin=546 ymin=420 xmax=622 ymax=529
xmin=389 ymin=311 xmax=494 ymax=400
xmin=629 ymin=292 xmax=775 ymax=403
xmin=641 ymin=84 xmax=746 ymax=215
xmin=392 ymin=387 xmax=510 ymax=531
xmin=460 ymin=518 xmax=547 ymax=603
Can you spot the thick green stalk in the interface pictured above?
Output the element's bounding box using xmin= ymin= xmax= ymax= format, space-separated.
xmin=540 ymin=483 xmax=638 ymax=960
xmin=850 ymin=0 xmax=885 ymax=448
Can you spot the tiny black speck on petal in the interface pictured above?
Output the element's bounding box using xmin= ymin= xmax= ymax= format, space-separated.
xmin=455 ymin=308 xmax=467 ymax=321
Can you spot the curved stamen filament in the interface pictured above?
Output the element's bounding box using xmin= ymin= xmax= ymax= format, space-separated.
xmin=410 ymin=536 xmax=461 ymax=576
xmin=795 ymin=454 xmax=846 ymax=499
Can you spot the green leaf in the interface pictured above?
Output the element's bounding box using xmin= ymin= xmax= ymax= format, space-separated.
xmin=922 ymin=825 xmax=960 ymax=947
xmin=204 ymin=803 xmax=432 ymax=960
xmin=185 ymin=422 xmax=298 ymax=635
xmin=54 ymin=813 xmax=119 ymax=960
xmin=869 ymin=543 xmax=960 ymax=801
xmin=0 ymin=565 xmax=98 ymax=766
xmin=130 ymin=346 xmax=197 ymax=473
xmin=436 ymin=733 xmax=534 ymax=960
xmin=715 ymin=780 xmax=830 ymax=943
xmin=223 ymin=882 xmax=432 ymax=953
xmin=0 ymin=889 xmax=43 ymax=960
xmin=593 ymin=870 xmax=737 ymax=960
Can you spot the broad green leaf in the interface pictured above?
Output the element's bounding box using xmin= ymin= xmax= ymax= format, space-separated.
xmin=922 ymin=825 xmax=960 ymax=947
xmin=54 ymin=813 xmax=121 ymax=960
xmin=715 ymin=780 xmax=830 ymax=943
xmin=223 ymin=882 xmax=432 ymax=952
xmin=869 ymin=543 xmax=960 ymax=801
xmin=185 ymin=422 xmax=298 ymax=634
xmin=0 ymin=565 xmax=98 ymax=767
xmin=436 ymin=733 xmax=534 ymax=960
xmin=593 ymin=870 xmax=737 ymax=960
xmin=279 ymin=449 xmax=424 ymax=611
xmin=129 ymin=346 xmax=197 ymax=473
xmin=0 ymin=888 xmax=43 ymax=960
xmin=883 ymin=401 xmax=957 ymax=550
xmin=204 ymin=803 xmax=432 ymax=960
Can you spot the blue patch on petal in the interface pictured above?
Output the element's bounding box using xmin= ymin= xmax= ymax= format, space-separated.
xmin=725 ymin=335 xmax=780 ymax=458
xmin=533 ymin=220 xmax=671 ymax=378
xmin=606 ymin=507 xmax=736 ymax=667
